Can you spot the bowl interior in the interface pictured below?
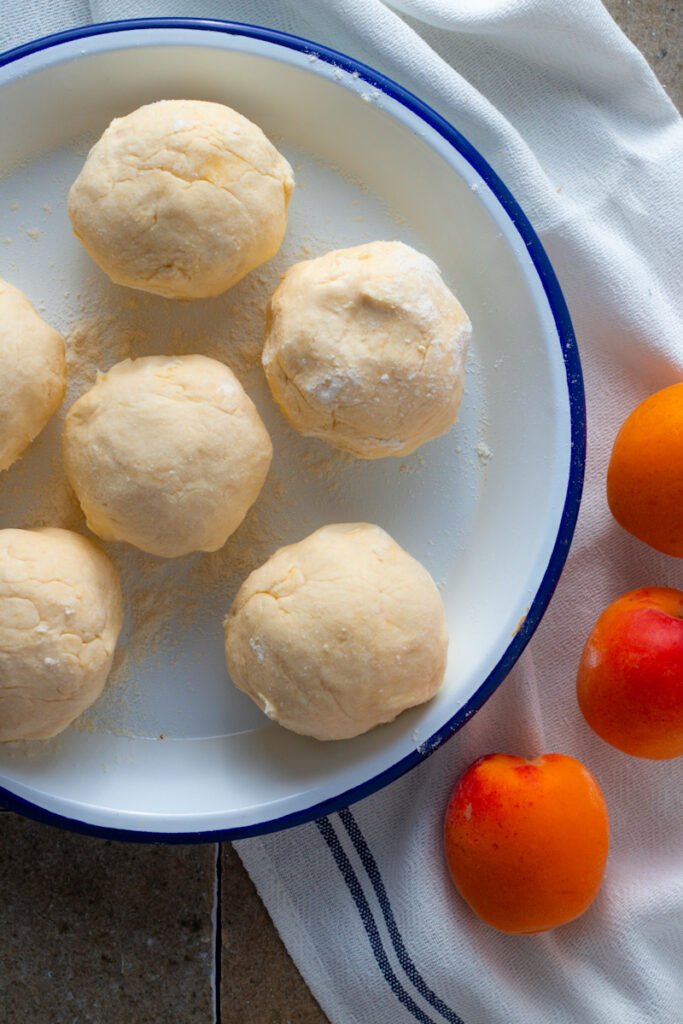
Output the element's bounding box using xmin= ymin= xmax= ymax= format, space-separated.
xmin=0 ymin=25 xmax=577 ymax=836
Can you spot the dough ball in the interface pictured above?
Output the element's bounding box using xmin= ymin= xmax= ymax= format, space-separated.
xmin=224 ymin=523 xmax=449 ymax=740
xmin=0 ymin=528 xmax=123 ymax=741
xmin=263 ymin=241 xmax=471 ymax=458
xmin=0 ymin=277 xmax=66 ymax=471
xmin=62 ymin=355 xmax=273 ymax=558
xmin=68 ymin=99 xmax=295 ymax=299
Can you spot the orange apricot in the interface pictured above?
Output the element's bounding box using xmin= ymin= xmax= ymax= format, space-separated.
xmin=443 ymin=753 xmax=609 ymax=934
xmin=606 ymin=382 xmax=683 ymax=557
xmin=577 ymin=587 xmax=683 ymax=759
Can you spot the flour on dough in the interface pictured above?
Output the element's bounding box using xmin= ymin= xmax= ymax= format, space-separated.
xmin=68 ymin=99 xmax=295 ymax=299
xmin=62 ymin=354 xmax=273 ymax=558
xmin=224 ymin=522 xmax=449 ymax=740
xmin=0 ymin=277 xmax=66 ymax=471
xmin=0 ymin=528 xmax=123 ymax=741
xmin=263 ymin=241 xmax=471 ymax=458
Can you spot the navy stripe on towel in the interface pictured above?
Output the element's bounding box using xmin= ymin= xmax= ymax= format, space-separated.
xmin=339 ymin=808 xmax=464 ymax=1024
xmin=316 ymin=815 xmax=440 ymax=1024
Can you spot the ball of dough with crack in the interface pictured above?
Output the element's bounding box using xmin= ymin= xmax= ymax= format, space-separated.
xmin=262 ymin=241 xmax=471 ymax=458
xmin=62 ymin=355 xmax=273 ymax=558
xmin=0 ymin=528 xmax=123 ymax=741
xmin=68 ymin=99 xmax=295 ymax=299
xmin=0 ymin=277 xmax=66 ymax=472
xmin=224 ymin=523 xmax=449 ymax=740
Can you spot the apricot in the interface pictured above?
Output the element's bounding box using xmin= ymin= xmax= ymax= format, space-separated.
xmin=577 ymin=587 xmax=683 ymax=759
xmin=606 ymin=382 xmax=683 ymax=557
xmin=443 ymin=753 xmax=609 ymax=933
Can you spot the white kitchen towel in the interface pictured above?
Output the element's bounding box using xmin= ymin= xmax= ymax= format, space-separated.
xmin=2 ymin=3 xmax=682 ymax=1023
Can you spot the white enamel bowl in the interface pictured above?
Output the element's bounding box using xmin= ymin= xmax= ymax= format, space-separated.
xmin=0 ymin=21 xmax=584 ymax=840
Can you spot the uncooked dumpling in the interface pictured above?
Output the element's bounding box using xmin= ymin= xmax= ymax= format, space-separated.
xmin=262 ymin=241 xmax=471 ymax=458
xmin=0 ymin=277 xmax=66 ymax=471
xmin=62 ymin=355 xmax=273 ymax=558
xmin=224 ymin=523 xmax=449 ymax=740
xmin=0 ymin=528 xmax=123 ymax=741
xmin=68 ymin=99 xmax=295 ymax=299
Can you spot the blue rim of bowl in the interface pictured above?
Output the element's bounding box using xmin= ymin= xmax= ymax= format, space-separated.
xmin=0 ymin=18 xmax=585 ymax=843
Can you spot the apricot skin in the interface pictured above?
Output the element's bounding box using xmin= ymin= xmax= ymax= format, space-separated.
xmin=606 ymin=382 xmax=683 ymax=558
xmin=443 ymin=754 xmax=609 ymax=934
xmin=577 ymin=588 xmax=683 ymax=759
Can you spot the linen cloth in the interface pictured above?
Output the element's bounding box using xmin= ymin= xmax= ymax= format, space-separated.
xmin=2 ymin=3 xmax=682 ymax=1023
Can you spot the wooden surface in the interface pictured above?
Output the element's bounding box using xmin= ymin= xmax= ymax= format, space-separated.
xmin=606 ymin=0 xmax=681 ymax=107
xmin=0 ymin=4 xmax=679 ymax=1022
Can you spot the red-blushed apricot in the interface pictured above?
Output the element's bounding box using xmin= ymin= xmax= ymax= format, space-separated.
xmin=577 ymin=587 xmax=683 ymax=759
xmin=606 ymin=382 xmax=683 ymax=558
xmin=443 ymin=753 xmax=609 ymax=934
